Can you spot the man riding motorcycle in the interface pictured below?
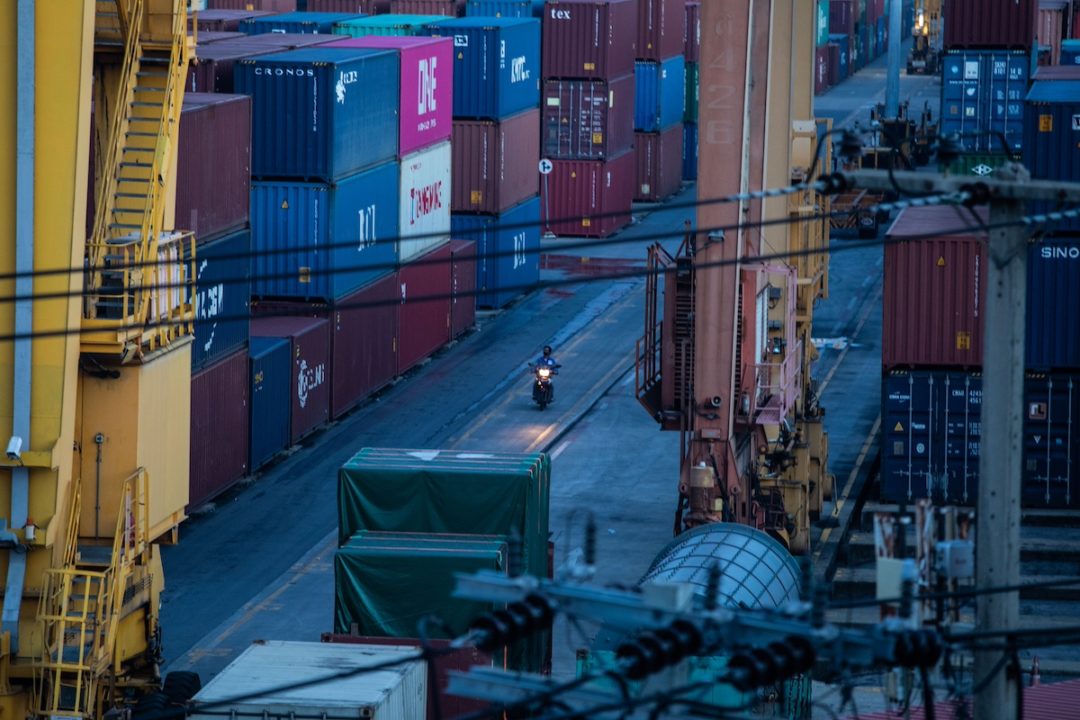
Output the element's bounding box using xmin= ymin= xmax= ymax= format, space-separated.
xmin=530 ymin=346 xmax=560 ymax=409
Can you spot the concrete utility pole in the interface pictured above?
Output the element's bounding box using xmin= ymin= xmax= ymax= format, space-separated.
xmin=885 ymin=0 xmax=902 ymax=116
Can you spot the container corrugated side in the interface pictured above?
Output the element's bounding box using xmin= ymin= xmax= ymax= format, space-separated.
xmin=944 ymin=0 xmax=1037 ymax=50
xmin=542 ymin=0 xmax=637 ymax=81
xmin=248 ymin=336 xmax=292 ymax=470
xmin=449 ymin=239 xmax=477 ymax=336
xmin=1038 ymin=4 xmax=1065 ymax=65
xmin=941 ymin=50 xmax=1030 ymax=154
xmin=828 ymin=0 xmax=854 ymax=35
xmin=1027 ymin=238 xmax=1080 ymax=370
xmin=190 ymin=349 xmax=250 ymax=507
xmin=465 ymin=0 xmax=543 ymax=18
xmin=542 ymin=74 xmax=634 ymax=159
xmin=250 ymin=161 xmax=400 ymax=302
xmin=451 ymin=197 xmax=541 ymax=308
xmin=637 ymin=0 xmax=683 ymax=61
xmin=399 ymin=140 xmax=452 ymax=262
xmin=452 ymin=109 xmax=539 ymax=213
xmin=634 ymin=56 xmax=683 ymax=131
xmin=682 ymin=121 xmax=697 ymax=181
xmin=397 ymin=242 xmax=452 ymax=373
xmin=192 ymin=229 xmax=251 ymax=371
xmin=187 ymin=41 xmax=280 ymax=93
xmin=1023 ymin=80 xmax=1080 ymax=232
xmin=194 ymin=9 xmax=276 ymax=32
xmin=251 ymin=316 xmax=331 ymax=443
xmin=235 ymin=47 xmax=399 ymax=181
xmin=390 ymin=0 xmax=462 ymax=15
xmin=332 ymin=13 xmax=451 ymax=36
xmin=208 ymin=0 xmax=297 ymax=10
xmin=882 ymin=206 xmax=988 ymax=369
xmin=330 ymin=275 xmax=399 ymax=418
xmin=683 ymin=2 xmax=700 ymax=62
xmin=814 ymin=46 xmax=829 ymax=94
xmin=306 ymin=0 xmax=391 ymax=12
xmin=541 ymin=151 xmax=634 ymax=238
xmin=239 ymin=11 xmax=365 ymax=34
xmin=1023 ymin=372 xmax=1080 ymax=508
xmin=633 ymin=125 xmax=683 ymax=202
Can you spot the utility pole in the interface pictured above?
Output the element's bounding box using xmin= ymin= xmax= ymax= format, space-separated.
xmin=885 ymin=0 xmax=902 ymax=116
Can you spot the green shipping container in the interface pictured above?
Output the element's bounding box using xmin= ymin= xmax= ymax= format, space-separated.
xmin=816 ymin=0 xmax=830 ymax=47
xmin=684 ymin=62 xmax=699 ymax=123
xmin=333 ymin=14 xmax=451 ymax=37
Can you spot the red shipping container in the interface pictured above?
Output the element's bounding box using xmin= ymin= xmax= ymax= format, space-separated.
xmin=177 ymin=93 xmax=251 ymax=243
xmin=306 ymin=0 xmax=391 ymax=11
xmin=191 ymin=9 xmax=275 ymax=32
xmin=883 ymin=206 xmax=988 ymax=370
xmin=452 ymin=109 xmax=540 ymax=214
xmin=207 ymin=0 xmax=297 ymax=10
xmin=633 ymin=125 xmax=683 ymax=202
xmin=390 ymin=0 xmax=463 ymax=15
xmin=398 ymin=242 xmax=453 ymax=374
xmin=637 ymin=0 xmax=683 ymax=61
xmin=449 ymin=239 xmax=477 ymax=338
xmin=190 ymin=349 xmax=250 ymax=508
xmin=814 ymin=45 xmax=829 ymax=94
xmin=541 ymin=74 xmax=635 ymax=159
xmin=1038 ymin=5 xmax=1065 ymax=65
xmin=829 ymin=0 xmax=854 ymax=35
xmin=826 ymin=42 xmax=840 ymax=87
xmin=542 ymin=0 xmax=637 ymax=81
xmin=541 ymin=150 xmax=634 ymax=237
xmin=683 ymin=2 xmax=700 ymax=62
xmin=250 ymin=316 xmax=331 ymax=442
xmin=944 ymin=0 xmax=1037 ymax=50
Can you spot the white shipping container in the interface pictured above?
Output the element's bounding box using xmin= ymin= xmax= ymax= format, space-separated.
xmin=189 ymin=641 xmax=426 ymax=720
xmin=399 ymin=140 xmax=451 ymax=263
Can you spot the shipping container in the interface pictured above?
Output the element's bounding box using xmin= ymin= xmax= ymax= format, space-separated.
xmin=941 ymin=152 xmax=1019 ymax=177
xmin=251 ymin=316 xmax=331 ymax=443
xmin=187 ymin=34 xmax=343 ymax=92
xmin=637 ymin=0 xmax=683 ymax=61
xmin=452 ymin=109 xmax=539 ymax=213
xmin=542 ymin=0 xmax=637 ymax=81
xmin=390 ymin=0 xmax=462 ymax=14
xmin=541 ymin=150 xmax=634 ymax=237
xmin=192 ymin=230 xmax=252 ymax=371
xmin=240 ymin=11 xmax=364 ymax=34
xmin=236 ymin=47 xmax=399 ymax=181
xmin=882 ymin=205 xmax=988 ymax=370
xmin=399 ymin=140 xmax=452 ymax=262
xmin=1023 ymin=372 xmax=1080 ymax=508
xmin=682 ymin=120 xmax=697 ymax=181
xmin=829 ymin=33 xmax=850 ymax=81
xmin=193 ymin=30 xmax=247 ymax=44
xmin=188 ymin=641 xmax=425 ymax=720
xmin=826 ymin=41 xmax=840 ymax=86
xmin=815 ymin=45 xmax=829 ymax=94
xmin=634 ymin=125 xmax=683 ymax=202
xmin=1023 ymin=80 xmax=1080 ymax=232
xmin=943 ymin=0 xmax=1037 ymax=50
xmin=1064 ymin=39 xmax=1080 ymax=63
xmin=397 ymin=242 xmax=453 ymax=373
xmin=683 ymin=2 xmax=700 ymax=63
xmin=816 ymin=0 xmax=830 ymax=46
xmin=251 ymin=161 xmax=400 ymax=301
xmin=248 ymin=336 xmax=293 ymax=470
xmin=193 ymin=9 xmax=275 ymax=32
xmin=940 ymin=50 xmax=1030 ymax=154
xmin=425 ymin=17 xmax=541 ymax=120
xmin=451 ymin=196 xmax=541 ymax=308
xmin=305 ymin=0 xmax=391 ymax=13
xmin=208 ymin=0 xmax=297 ymax=10
xmin=541 ymin=74 xmax=634 ymax=159
xmin=1038 ymin=1 xmax=1066 ymax=66
xmin=190 ymin=349 xmax=250 ymax=508
xmin=684 ymin=61 xmax=697 ymax=122
xmin=465 ymin=0 xmax=544 ymax=18
xmin=634 ymin=56 xmax=685 ymax=132
xmin=322 ymin=36 xmax=454 ymax=157
xmin=829 ymin=0 xmax=855 ymax=35
xmin=1027 ymin=237 xmax=1080 ymax=370
xmin=449 ymin=239 xmax=477 ymax=336
xmin=332 ymin=13 xmax=451 ymax=36
xmin=177 ymin=93 xmax=251 ymax=242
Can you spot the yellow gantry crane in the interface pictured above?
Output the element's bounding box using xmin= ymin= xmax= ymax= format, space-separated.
xmin=0 ymin=1 xmax=194 ymax=717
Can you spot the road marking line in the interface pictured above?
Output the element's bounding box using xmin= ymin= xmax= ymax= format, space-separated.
xmin=550 ymin=440 xmax=572 ymax=460
xmin=815 ymin=414 xmax=881 ymax=559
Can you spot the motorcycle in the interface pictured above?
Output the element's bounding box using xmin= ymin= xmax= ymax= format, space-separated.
xmin=530 ymin=363 xmax=560 ymax=410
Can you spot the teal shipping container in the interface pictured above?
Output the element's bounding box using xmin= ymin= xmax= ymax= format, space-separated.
xmin=464 ymin=0 xmax=543 ymax=17
xmin=332 ymin=13 xmax=451 ymax=36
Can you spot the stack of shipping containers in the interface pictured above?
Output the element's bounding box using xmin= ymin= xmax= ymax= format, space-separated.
xmin=815 ymin=0 xmax=831 ymax=94
xmin=540 ymin=0 xmax=637 ymax=237
xmin=682 ymin=1 xmax=699 ymax=182
xmin=632 ymin=0 xmax=684 ymax=202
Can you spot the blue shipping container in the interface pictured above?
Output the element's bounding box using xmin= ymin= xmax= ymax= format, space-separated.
xmin=192 ymin=229 xmax=252 ymax=371
xmin=248 ymin=336 xmax=293 ymax=471
xmin=829 ymin=33 xmax=849 ymax=81
xmin=251 ymin=160 xmax=400 ymax=301
xmin=236 ymin=48 xmax=399 ymax=182
xmin=1023 ymin=373 xmax=1080 ymax=508
xmin=634 ymin=56 xmax=685 ymax=133
xmin=682 ymin=121 xmax=698 ymax=182
xmin=1062 ymin=39 xmax=1080 ymax=65
xmin=1023 ymin=81 xmax=1080 ymax=233
xmin=425 ymin=17 xmax=541 ymax=120
xmin=941 ymin=50 xmax=1030 ymax=154
xmin=239 ymin=12 xmax=364 ymax=35
xmin=465 ymin=0 xmax=544 ymax=17
xmin=450 ymin=196 xmax=541 ymax=308
xmin=1027 ymin=238 xmax=1080 ymax=370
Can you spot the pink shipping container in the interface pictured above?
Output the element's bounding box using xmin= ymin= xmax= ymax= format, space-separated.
xmin=189 ymin=349 xmax=250 ymax=508
xmin=944 ymin=0 xmax=1038 ymax=50
xmin=541 ymin=74 xmax=635 ymax=159
xmin=829 ymin=0 xmax=854 ymax=35
xmin=633 ymin=125 xmax=683 ymax=202
xmin=1038 ymin=3 xmax=1065 ymax=65
xmin=322 ymin=36 xmax=453 ymax=157
xmin=814 ymin=46 xmax=829 ymax=94
xmin=449 ymin=240 xmax=477 ymax=339
xmin=541 ymin=150 xmax=634 ymax=237
xmin=397 ymin=242 xmax=453 ymax=374
xmin=390 ymin=0 xmax=463 ymax=15
xmin=883 ymin=206 xmax=988 ymax=370
xmin=452 ymin=109 xmax=540 ymax=214
xmin=250 ymin=316 xmax=331 ymax=442
xmin=207 ymin=0 xmax=296 ymax=10
xmin=306 ymin=0 xmax=391 ymax=11
xmin=177 ymin=93 xmax=251 ymax=243
xmin=683 ymin=2 xmax=700 ymax=62
xmin=637 ymin=0 xmax=683 ymax=61
xmin=191 ymin=9 xmax=275 ymax=31
xmin=542 ymin=0 xmax=637 ymax=81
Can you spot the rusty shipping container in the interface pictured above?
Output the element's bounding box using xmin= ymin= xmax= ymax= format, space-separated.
xmin=683 ymin=1 xmax=700 ymax=62
xmin=542 ymin=0 xmax=637 ymax=80
xmin=208 ymin=0 xmax=297 ymax=10
xmin=944 ymin=0 xmax=1038 ymax=50
xmin=541 ymin=151 xmax=634 ymax=237
xmin=306 ymin=0 xmax=391 ymax=12
xmin=449 ymin=240 xmax=477 ymax=338
xmin=390 ymin=0 xmax=463 ymax=14
xmin=398 ymin=242 xmax=453 ymax=374
xmin=192 ymin=9 xmax=275 ymax=32
xmin=883 ymin=206 xmax=988 ymax=370
xmin=637 ymin=0 xmax=682 ymax=61
xmin=542 ymin=74 xmax=634 ymax=159
xmin=250 ymin=316 xmax=331 ymax=442
xmin=190 ymin=349 xmax=250 ymax=508
xmin=633 ymin=124 xmax=683 ymax=202
xmin=452 ymin=109 xmax=540 ymax=214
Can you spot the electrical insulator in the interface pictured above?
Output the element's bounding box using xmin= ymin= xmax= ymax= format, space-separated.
xmin=468 ymin=594 xmax=555 ymax=652
xmin=615 ymin=620 xmax=703 ymax=680
xmin=726 ymin=636 xmax=816 ymax=691
xmin=891 ymin=629 xmax=943 ymax=669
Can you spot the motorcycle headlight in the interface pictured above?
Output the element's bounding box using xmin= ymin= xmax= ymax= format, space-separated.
xmin=538 ymin=368 xmax=551 ymax=378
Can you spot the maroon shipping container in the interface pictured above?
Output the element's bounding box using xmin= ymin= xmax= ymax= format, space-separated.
xmin=829 ymin=0 xmax=854 ymax=35
xmin=944 ymin=0 xmax=1037 ymax=50
xmin=637 ymin=0 xmax=682 ymax=61
xmin=633 ymin=125 xmax=683 ymax=202
xmin=542 ymin=0 xmax=637 ymax=80
xmin=250 ymin=316 xmax=331 ymax=442
xmin=1038 ymin=4 xmax=1065 ymax=65
xmin=390 ymin=0 xmax=463 ymax=15
xmin=826 ymin=42 xmax=840 ymax=87
xmin=541 ymin=150 xmax=634 ymax=237
xmin=883 ymin=206 xmax=988 ymax=370
xmin=541 ymin=73 xmax=634 ymax=160
xmin=306 ymin=0 xmax=391 ymax=11
xmin=683 ymin=2 xmax=700 ymax=62
xmin=207 ymin=0 xmax=297 ymax=10
xmin=192 ymin=30 xmax=247 ymax=44
xmin=177 ymin=93 xmax=251 ymax=243
xmin=452 ymin=109 xmax=540 ymax=214
xmin=449 ymin=239 xmax=477 ymax=339
xmin=190 ymin=349 xmax=250 ymax=508
xmin=321 ymin=634 xmax=494 ymax=720
xmin=814 ymin=45 xmax=829 ymax=94
xmin=398 ymin=242 xmax=452 ymax=374
xmin=187 ymin=35 xmax=339 ymax=92
xmin=191 ymin=9 xmax=275 ymax=32
xmin=867 ymin=0 xmax=883 ymax=25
